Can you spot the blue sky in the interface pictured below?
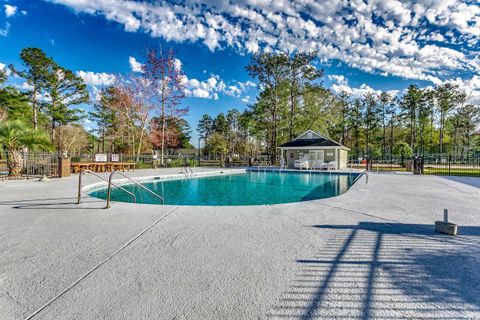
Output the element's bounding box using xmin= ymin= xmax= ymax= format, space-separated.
xmin=1 ymin=0 xmax=479 ymax=145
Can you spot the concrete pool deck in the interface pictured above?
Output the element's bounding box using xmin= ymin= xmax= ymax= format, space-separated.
xmin=0 ymin=168 xmax=479 ymax=319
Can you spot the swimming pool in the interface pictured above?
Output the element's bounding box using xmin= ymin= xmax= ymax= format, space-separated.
xmin=88 ymin=170 xmax=362 ymax=206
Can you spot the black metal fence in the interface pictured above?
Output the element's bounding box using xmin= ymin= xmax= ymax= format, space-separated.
xmin=348 ymin=156 xmax=480 ymax=177
xmin=3 ymin=151 xmax=477 ymax=179
xmin=0 ymin=152 xmax=58 ymax=180
xmin=422 ymin=155 xmax=480 ymax=177
xmin=0 ymin=151 xmax=203 ymax=180
xmin=69 ymin=153 xmax=198 ymax=169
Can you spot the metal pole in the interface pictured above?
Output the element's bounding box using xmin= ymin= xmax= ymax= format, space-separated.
xmin=106 ymin=173 xmax=113 ymax=209
xmin=198 ymin=136 xmax=201 ymax=158
xmin=443 ymin=209 xmax=448 ymax=223
xmin=77 ymin=172 xmax=83 ymax=204
xmin=448 ymin=154 xmax=451 ymax=175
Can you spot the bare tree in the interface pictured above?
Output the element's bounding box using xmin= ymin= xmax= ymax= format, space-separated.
xmin=111 ymin=75 xmax=154 ymax=160
xmin=55 ymin=124 xmax=89 ymax=156
xmin=435 ymin=83 xmax=466 ymax=154
xmin=379 ymin=92 xmax=394 ymax=158
xmin=142 ymin=47 xmax=188 ymax=166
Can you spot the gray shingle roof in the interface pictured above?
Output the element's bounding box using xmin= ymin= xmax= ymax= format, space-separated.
xmin=279 ymin=137 xmax=341 ymax=148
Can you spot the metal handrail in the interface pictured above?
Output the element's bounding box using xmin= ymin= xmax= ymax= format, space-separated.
xmin=107 ymin=171 xmax=164 ymax=208
xmin=181 ymin=164 xmax=193 ymax=176
xmin=77 ymin=169 xmax=136 ymax=207
xmin=309 ymin=161 xmax=316 ymax=173
xmin=257 ymin=161 xmax=266 ymax=170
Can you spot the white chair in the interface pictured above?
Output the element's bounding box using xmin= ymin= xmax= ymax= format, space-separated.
xmin=318 ymin=162 xmax=328 ymax=170
xmin=294 ymin=156 xmax=310 ymax=170
xmin=325 ymin=161 xmax=336 ymax=170
xmin=309 ymin=159 xmax=323 ymax=170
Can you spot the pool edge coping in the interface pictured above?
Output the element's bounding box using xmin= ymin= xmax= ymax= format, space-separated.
xmin=81 ymin=169 xmax=248 ymax=194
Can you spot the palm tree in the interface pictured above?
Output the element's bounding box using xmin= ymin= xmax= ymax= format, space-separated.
xmin=0 ymin=120 xmax=51 ymax=176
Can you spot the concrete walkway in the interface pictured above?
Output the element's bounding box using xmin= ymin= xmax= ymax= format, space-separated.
xmin=0 ymin=168 xmax=479 ymax=319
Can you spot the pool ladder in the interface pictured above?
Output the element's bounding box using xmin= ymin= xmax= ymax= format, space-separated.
xmin=309 ymin=162 xmax=317 ymax=174
xmin=181 ymin=165 xmax=193 ymax=177
xmin=263 ymin=162 xmax=270 ymax=172
xmin=77 ymin=170 xmax=164 ymax=209
xmin=256 ymin=161 xmax=270 ymax=171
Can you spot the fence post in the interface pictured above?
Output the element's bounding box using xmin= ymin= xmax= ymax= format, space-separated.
xmin=58 ymin=156 xmax=71 ymax=178
xmin=448 ymin=154 xmax=451 ymax=176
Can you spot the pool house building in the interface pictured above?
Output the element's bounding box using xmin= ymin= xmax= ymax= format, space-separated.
xmin=278 ymin=130 xmax=350 ymax=170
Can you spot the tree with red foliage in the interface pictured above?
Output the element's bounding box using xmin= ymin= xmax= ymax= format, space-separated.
xmin=104 ymin=75 xmax=153 ymax=159
xmin=142 ymin=47 xmax=188 ymax=165
xmin=150 ymin=116 xmax=180 ymax=151
xmin=150 ymin=116 xmax=192 ymax=153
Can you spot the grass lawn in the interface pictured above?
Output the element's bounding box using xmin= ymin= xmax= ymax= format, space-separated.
xmin=351 ymin=164 xmax=479 ymax=177
xmin=424 ymin=167 xmax=480 ymax=177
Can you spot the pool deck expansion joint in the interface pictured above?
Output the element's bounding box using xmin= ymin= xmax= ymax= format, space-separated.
xmin=25 ymin=206 xmax=179 ymax=320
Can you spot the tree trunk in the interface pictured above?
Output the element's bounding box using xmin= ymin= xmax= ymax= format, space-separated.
xmin=382 ymin=105 xmax=386 ymax=159
xmin=420 ymin=125 xmax=425 ymax=157
xmin=289 ymin=82 xmax=296 ymax=140
xmin=7 ymin=149 xmax=24 ymax=177
xmin=410 ymin=113 xmax=415 ymax=151
xmin=136 ymin=122 xmax=146 ymax=162
xmin=51 ymin=120 xmax=56 ymax=148
xmin=354 ymin=125 xmax=359 ymax=159
xmin=389 ymin=118 xmax=394 ymax=161
xmin=439 ymin=111 xmax=445 ymax=154
xmin=271 ymin=104 xmax=277 ymax=164
xmin=32 ymin=86 xmax=38 ymax=130
xmin=161 ymin=103 xmax=166 ymax=166
xmin=102 ymin=128 xmax=106 ymax=153
xmin=366 ymin=124 xmax=369 ymax=159
xmin=430 ymin=108 xmax=434 ymax=153
xmin=220 ymin=152 xmax=225 ymax=167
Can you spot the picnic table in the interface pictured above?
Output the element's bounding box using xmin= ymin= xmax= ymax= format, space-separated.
xmin=71 ymin=162 xmax=136 ymax=173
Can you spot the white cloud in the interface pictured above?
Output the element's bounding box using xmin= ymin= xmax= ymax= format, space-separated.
xmin=191 ymin=88 xmax=211 ymax=99
xmin=76 ymin=71 xmax=116 ymax=86
xmin=241 ymin=95 xmax=250 ymax=103
xmin=4 ymin=5 xmax=16 ymax=17
xmin=50 ymin=0 xmax=480 ymax=85
xmin=441 ymin=75 xmax=480 ymax=104
xmin=329 ymin=74 xmax=399 ymax=98
xmin=183 ymin=74 xmax=222 ymax=99
xmin=328 ymin=72 xmax=480 ymax=104
xmin=181 ymin=73 xmax=255 ymax=99
xmin=225 ymin=85 xmax=241 ymax=97
xmin=0 ymin=62 xmax=11 ymax=76
xmin=174 ymin=58 xmax=182 ymax=72
xmin=0 ymin=22 xmax=10 ymax=37
xmin=129 ymin=56 xmax=143 ymax=73
xmin=15 ymin=81 xmax=34 ymax=91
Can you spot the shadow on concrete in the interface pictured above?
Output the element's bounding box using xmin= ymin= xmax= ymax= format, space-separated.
xmin=0 ymin=197 xmax=105 ymax=209
xmin=436 ymin=175 xmax=480 ymax=189
xmin=0 ymin=197 xmax=77 ymax=204
xmin=268 ymin=222 xmax=480 ymax=319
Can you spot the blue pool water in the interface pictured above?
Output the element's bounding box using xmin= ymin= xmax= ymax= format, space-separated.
xmin=89 ymin=171 xmax=361 ymax=206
